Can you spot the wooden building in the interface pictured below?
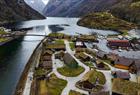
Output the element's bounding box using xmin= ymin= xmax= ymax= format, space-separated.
xmin=55 ymin=50 xmax=65 ymax=59
xmin=77 ymin=35 xmax=98 ymax=42
xmin=129 ymin=60 xmax=140 ymax=74
xmin=80 ymin=80 xmax=94 ymax=90
xmin=78 ymin=52 xmax=90 ymax=61
xmin=107 ymin=52 xmax=119 ymax=62
xmin=46 ymin=44 xmax=65 ymax=51
xmin=63 ymin=53 xmax=78 ymax=68
xmin=96 ymin=60 xmax=105 ymax=69
xmin=114 ymin=57 xmax=133 ymax=70
xmin=112 ymin=79 xmax=140 ymax=95
xmin=111 ymin=71 xmax=130 ymax=80
xmin=41 ymin=61 xmax=52 ymax=69
xmin=107 ymin=40 xmax=131 ymax=49
xmin=96 ymin=51 xmax=108 ymax=59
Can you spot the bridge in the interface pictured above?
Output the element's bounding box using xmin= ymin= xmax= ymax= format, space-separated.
xmin=6 ymin=34 xmax=48 ymax=37
xmin=20 ymin=34 xmax=47 ymax=37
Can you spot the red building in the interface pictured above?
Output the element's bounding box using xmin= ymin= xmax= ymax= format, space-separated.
xmin=107 ymin=40 xmax=131 ymax=49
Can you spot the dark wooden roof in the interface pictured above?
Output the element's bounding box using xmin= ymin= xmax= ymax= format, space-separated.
xmin=115 ymin=71 xmax=130 ymax=79
xmin=43 ymin=50 xmax=53 ymax=55
xmin=63 ymin=53 xmax=75 ymax=65
xmin=81 ymin=80 xmax=94 ymax=89
xmin=114 ymin=57 xmax=133 ymax=66
xmin=42 ymin=56 xmax=52 ymax=61
xmin=41 ymin=61 xmax=52 ymax=68
xmin=134 ymin=60 xmax=140 ymax=70
xmin=96 ymin=51 xmax=107 ymax=58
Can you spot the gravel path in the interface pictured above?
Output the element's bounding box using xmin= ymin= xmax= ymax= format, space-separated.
xmin=23 ymin=40 xmax=137 ymax=95
xmin=51 ymin=40 xmax=90 ymax=95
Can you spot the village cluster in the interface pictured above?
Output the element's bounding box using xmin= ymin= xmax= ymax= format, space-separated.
xmin=31 ymin=32 xmax=140 ymax=95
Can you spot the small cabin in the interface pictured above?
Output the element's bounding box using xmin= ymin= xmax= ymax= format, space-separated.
xmin=114 ymin=57 xmax=133 ymax=70
xmin=96 ymin=51 xmax=107 ymax=59
xmin=79 ymin=52 xmax=90 ymax=61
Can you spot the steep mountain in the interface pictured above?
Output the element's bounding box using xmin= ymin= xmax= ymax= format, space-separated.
xmin=43 ymin=0 xmax=122 ymax=17
xmin=111 ymin=0 xmax=140 ymax=25
xmin=43 ymin=0 xmax=140 ymax=25
xmin=0 ymin=0 xmax=45 ymax=25
xmin=24 ymin=0 xmax=46 ymax=14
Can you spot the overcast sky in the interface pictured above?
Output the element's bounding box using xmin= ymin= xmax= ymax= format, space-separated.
xmin=42 ymin=0 xmax=49 ymax=4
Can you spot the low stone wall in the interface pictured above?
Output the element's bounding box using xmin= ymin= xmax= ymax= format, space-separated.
xmin=14 ymin=38 xmax=45 ymax=95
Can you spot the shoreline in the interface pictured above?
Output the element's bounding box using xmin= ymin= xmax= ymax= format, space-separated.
xmin=14 ymin=37 xmax=45 ymax=95
xmin=0 ymin=36 xmax=22 ymax=46
xmin=0 ymin=31 xmax=27 ymax=46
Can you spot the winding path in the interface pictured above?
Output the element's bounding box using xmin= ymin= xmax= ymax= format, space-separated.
xmin=53 ymin=40 xmax=136 ymax=95
xmin=23 ymin=39 xmax=137 ymax=95
xmin=51 ymin=40 xmax=90 ymax=95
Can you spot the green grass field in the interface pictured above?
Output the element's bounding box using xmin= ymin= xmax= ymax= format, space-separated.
xmin=69 ymin=42 xmax=75 ymax=50
xmin=57 ymin=66 xmax=85 ymax=77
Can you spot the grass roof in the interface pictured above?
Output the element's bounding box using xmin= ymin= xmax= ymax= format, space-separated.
xmin=69 ymin=90 xmax=84 ymax=95
xmin=46 ymin=44 xmax=65 ymax=49
xmin=46 ymin=73 xmax=67 ymax=95
xmin=79 ymin=52 xmax=89 ymax=59
xmin=82 ymin=69 xmax=106 ymax=85
xmin=112 ymin=79 xmax=140 ymax=95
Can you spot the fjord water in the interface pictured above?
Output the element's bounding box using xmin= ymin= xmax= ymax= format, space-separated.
xmin=0 ymin=17 xmax=118 ymax=95
xmin=0 ymin=26 xmax=45 ymax=95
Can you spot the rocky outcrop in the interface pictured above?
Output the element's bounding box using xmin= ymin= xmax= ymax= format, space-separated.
xmin=0 ymin=0 xmax=45 ymax=24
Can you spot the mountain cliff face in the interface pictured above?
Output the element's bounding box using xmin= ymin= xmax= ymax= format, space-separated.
xmin=43 ymin=0 xmax=140 ymax=25
xmin=43 ymin=0 xmax=122 ymax=17
xmin=111 ymin=0 xmax=140 ymax=25
xmin=24 ymin=0 xmax=46 ymax=14
xmin=0 ymin=0 xmax=45 ymax=24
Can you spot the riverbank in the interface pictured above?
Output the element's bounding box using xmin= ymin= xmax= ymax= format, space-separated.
xmin=14 ymin=37 xmax=45 ymax=95
xmin=0 ymin=27 xmax=28 ymax=46
xmin=0 ymin=32 xmax=26 ymax=46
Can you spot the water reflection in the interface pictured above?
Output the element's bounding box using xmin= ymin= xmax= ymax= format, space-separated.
xmin=0 ymin=26 xmax=45 ymax=95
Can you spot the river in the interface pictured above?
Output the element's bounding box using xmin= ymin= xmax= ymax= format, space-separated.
xmin=0 ymin=17 xmax=123 ymax=95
